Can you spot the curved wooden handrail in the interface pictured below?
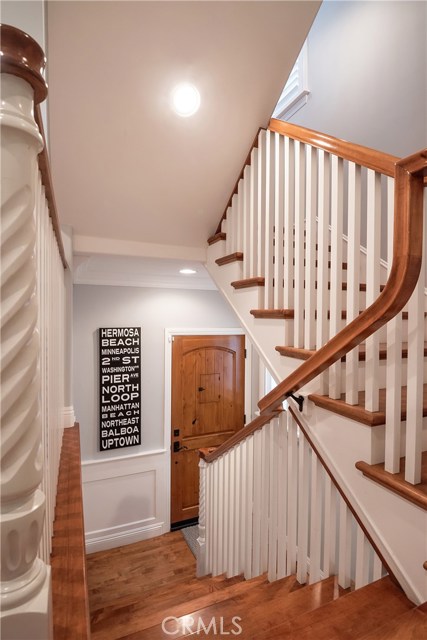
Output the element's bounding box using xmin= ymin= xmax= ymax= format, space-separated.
xmin=258 ymin=149 xmax=426 ymax=413
xmin=200 ymin=410 xmax=279 ymax=464
xmin=268 ymin=118 xmax=399 ymax=177
xmin=202 ymin=147 xmax=426 ymax=461
xmin=0 ymin=24 xmax=67 ymax=269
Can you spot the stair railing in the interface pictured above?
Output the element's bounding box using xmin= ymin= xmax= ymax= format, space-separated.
xmin=197 ymin=406 xmax=389 ymax=591
xmin=208 ymin=120 xmax=426 ymax=485
xmin=1 ymin=25 xmax=67 ymax=638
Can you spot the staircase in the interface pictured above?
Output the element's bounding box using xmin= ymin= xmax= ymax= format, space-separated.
xmin=88 ymin=531 xmax=426 ymax=639
xmin=199 ymin=120 xmax=427 ymax=607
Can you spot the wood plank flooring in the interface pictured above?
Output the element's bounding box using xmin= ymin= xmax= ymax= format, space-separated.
xmin=86 ymin=531 xmax=425 ymax=639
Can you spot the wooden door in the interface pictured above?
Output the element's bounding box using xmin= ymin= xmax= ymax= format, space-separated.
xmin=171 ymin=334 xmax=245 ymax=525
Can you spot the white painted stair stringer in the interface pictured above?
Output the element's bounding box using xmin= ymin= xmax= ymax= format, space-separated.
xmin=297 ymin=400 xmax=427 ymax=604
xmin=206 ymin=241 xmax=322 ymax=394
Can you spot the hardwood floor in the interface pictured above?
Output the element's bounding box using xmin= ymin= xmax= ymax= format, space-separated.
xmin=86 ymin=531 xmax=426 ymax=639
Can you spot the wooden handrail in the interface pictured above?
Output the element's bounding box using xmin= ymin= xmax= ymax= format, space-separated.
xmin=258 ymin=148 xmax=426 ymax=414
xmin=212 ymin=126 xmax=265 ymax=237
xmin=268 ymin=118 xmax=399 ymax=177
xmin=34 ymin=105 xmax=68 ymax=268
xmin=0 ymin=24 xmax=67 ymax=269
xmin=200 ymin=411 xmax=279 ymax=463
xmin=202 ymin=147 xmax=426 ymax=461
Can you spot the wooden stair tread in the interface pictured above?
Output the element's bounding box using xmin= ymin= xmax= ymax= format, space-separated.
xmin=358 ymin=602 xmax=427 ymax=639
xmin=207 ymin=231 xmax=226 ymax=245
xmin=215 ymin=252 xmax=243 ymax=266
xmin=308 ymin=385 xmax=427 ymax=427
xmin=231 ymin=277 xmax=265 ymax=289
xmin=248 ymin=308 xmax=423 ymax=321
xmin=356 ymin=452 xmax=427 ymax=510
xmin=255 ymin=577 xmax=414 ymax=640
xmin=232 ymin=277 xmax=380 ymax=291
xmin=251 ymin=308 xmax=295 ymax=319
xmin=277 ymin=342 xmax=427 ymax=362
xmin=133 ymin=575 xmax=340 ymax=640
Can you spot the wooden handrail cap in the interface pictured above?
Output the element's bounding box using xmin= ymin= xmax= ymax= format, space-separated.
xmin=0 ymin=24 xmax=47 ymax=104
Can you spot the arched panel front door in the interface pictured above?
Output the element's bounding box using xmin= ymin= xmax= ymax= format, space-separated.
xmin=171 ymin=334 xmax=245 ymax=525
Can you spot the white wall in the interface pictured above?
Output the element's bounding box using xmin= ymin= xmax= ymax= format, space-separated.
xmin=288 ymin=0 xmax=427 ymax=157
xmin=74 ymin=284 xmax=242 ymax=551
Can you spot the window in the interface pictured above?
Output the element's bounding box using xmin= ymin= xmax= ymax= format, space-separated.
xmin=272 ymin=41 xmax=309 ymax=120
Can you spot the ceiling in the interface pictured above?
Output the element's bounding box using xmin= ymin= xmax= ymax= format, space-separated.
xmin=46 ymin=1 xmax=320 ymax=285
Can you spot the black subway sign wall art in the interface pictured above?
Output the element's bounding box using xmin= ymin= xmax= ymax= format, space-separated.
xmin=99 ymin=327 xmax=141 ymax=451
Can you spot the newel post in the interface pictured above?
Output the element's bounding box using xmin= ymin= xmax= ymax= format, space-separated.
xmin=196 ymin=456 xmax=208 ymax=577
xmin=0 ymin=25 xmax=52 ymax=638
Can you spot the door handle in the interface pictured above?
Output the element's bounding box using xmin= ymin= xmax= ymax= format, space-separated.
xmin=173 ymin=441 xmax=188 ymax=453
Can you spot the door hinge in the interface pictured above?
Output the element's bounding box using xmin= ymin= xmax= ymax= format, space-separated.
xmin=244 ymin=414 xmax=246 ymax=424
xmin=244 ymin=348 xmax=247 ymax=358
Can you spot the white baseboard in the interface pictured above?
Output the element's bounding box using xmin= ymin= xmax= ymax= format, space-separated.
xmin=85 ymin=519 xmax=166 ymax=554
xmin=63 ymin=406 xmax=76 ymax=428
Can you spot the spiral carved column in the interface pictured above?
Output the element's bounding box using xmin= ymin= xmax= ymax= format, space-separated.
xmin=1 ymin=25 xmax=52 ymax=639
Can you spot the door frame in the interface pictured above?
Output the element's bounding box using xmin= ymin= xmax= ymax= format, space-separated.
xmin=164 ymin=327 xmax=248 ymax=529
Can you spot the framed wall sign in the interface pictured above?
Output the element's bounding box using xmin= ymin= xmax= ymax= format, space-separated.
xmin=99 ymin=327 xmax=141 ymax=451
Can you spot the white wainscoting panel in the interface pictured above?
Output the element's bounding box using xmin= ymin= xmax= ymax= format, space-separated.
xmin=82 ymin=449 xmax=169 ymax=553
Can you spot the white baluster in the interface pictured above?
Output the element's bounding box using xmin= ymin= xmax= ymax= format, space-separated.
xmin=405 ymin=200 xmax=426 ymax=484
xmin=345 ymin=162 xmax=362 ymax=404
xmin=385 ymin=178 xmax=403 ymax=473
xmin=233 ymin=444 xmax=241 ymax=577
xmin=337 ymin=497 xmax=352 ymax=589
xmin=212 ymin=459 xmax=220 ymax=575
xmin=243 ymin=164 xmax=251 ymax=279
xmin=257 ymin=131 xmax=266 ymax=282
xmin=236 ymin=178 xmax=244 ymax=254
xmin=197 ymin=458 xmax=208 ymax=576
xmin=1 ymin=66 xmax=52 ymax=637
xmin=322 ymin=475 xmax=337 ymax=577
xmin=309 ymin=452 xmax=323 ymax=584
xmin=365 ymin=170 xmax=382 ymax=412
xmin=304 ymin=145 xmax=318 ymax=350
xmin=316 ymin=150 xmax=331 ymax=394
xmin=276 ymin=411 xmax=288 ymax=579
xmin=293 ymin=141 xmax=306 ymax=348
xmin=355 ymin=528 xmax=370 ymax=589
xmin=264 ymin=131 xmax=275 ymax=309
xmin=329 ymin=155 xmax=344 ymax=399
xmin=244 ymin=435 xmax=254 ymax=579
xmin=231 ymin=194 xmax=238 ymax=255
xmin=268 ymin=417 xmax=279 ymax=582
xmin=252 ymin=429 xmax=262 ymax=576
xmin=206 ymin=461 xmax=213 ymax=572
xmin=248 ymin=148 xmax=259 ymax=279
xmin=273 ymin=133 xmax=285 ymax=310
xmin=296 ymin=430 xmax=309 ymax=584
xmin=225 ymin=207 xmax=232 ymax=255
xmin=283 ymin=138 xmax=295 ymax=345
xmin=286 ymin=411 xmax=298 ymax=574
xmin=260 ymin=425 xmax=270 ymax=572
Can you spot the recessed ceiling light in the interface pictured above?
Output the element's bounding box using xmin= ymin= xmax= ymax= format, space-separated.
xmin=180 ymin=268 xmax=197 ymax=275
xmin=171 ymin=83 xmax=200 ymax=117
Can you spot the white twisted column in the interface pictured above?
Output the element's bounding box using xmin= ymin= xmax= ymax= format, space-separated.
xmin=1 ymin=26 xmax=52 ymax=639
xmin=196 ymin=457 xmax=208 ymax=577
